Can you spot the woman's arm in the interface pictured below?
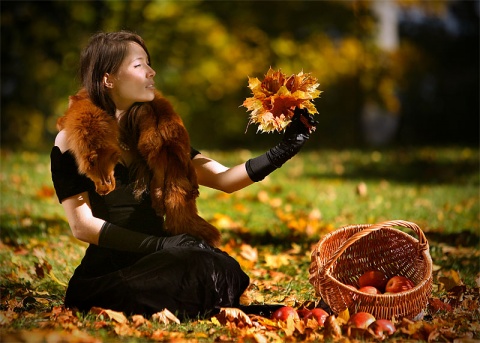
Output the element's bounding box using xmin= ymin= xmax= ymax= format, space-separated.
xmin=61 ymin=192 xmax=105 ymax=245
xmin=193 ymin=109 xmax=317 ymax=193
xmin=54 ymin=130 xmax=105 ymax=245
xmin=192 ymin=154 xmax=253 ymax=194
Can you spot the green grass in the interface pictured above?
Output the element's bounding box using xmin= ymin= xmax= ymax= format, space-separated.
xmin=1 ymin=146 xmax=479 ymax=341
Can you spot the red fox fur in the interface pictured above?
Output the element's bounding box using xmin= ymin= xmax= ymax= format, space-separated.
xmin=57 ymin=89 xmax=221 ymax=247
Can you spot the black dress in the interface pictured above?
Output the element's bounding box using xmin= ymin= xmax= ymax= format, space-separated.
xmin=50 ymin=146 xmax=250 ymax=319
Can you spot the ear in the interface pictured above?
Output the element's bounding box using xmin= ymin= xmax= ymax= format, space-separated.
xmin=87 ymin=152 xmax=98 ymax=167
xmin=103 ymin=73 xmax=114 ymax=89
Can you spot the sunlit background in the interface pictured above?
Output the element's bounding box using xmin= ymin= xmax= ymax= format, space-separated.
xmin=1 ymin=0 xmax=478 ymax=151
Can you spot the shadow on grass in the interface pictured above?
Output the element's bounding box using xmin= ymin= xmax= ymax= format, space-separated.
xmin=305 ymin=149 xmax=479 ymax=185
xmin=0 ymin=214 xmax=70 ymax=247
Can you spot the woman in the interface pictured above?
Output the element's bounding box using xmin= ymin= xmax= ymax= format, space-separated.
xmin=51 ymin=30 xmax=315 ymax=319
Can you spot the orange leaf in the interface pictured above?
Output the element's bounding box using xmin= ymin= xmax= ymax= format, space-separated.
xmin=215 ymin=307 xmax=253 ymax=327
xmin=36 ymin=185 xmax=55 ymax=199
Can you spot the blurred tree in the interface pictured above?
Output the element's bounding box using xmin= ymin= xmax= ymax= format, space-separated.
xmin=1 ymin=0 xmax=477 ymax=151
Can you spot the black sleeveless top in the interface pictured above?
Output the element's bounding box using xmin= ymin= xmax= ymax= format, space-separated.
xmin=50 ymin=146 xmax=201 ymax=276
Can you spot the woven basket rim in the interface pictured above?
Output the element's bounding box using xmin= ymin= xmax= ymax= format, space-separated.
xmin=309 ymin=220 xmax=434 ymax=319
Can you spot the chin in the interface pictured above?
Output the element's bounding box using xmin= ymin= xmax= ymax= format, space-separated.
xmin=139 ymin=92 xmax=155 ymax=103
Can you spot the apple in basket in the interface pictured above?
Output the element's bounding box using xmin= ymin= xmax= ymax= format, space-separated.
xmin=358 ymin=270 xmax=389 ymax=292
xmin=385 ymin=275 xmax=415 ymax=293
xmin=358 ymin=286 xmax=382 ymax=295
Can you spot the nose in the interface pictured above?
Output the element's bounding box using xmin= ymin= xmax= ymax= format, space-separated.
xmin=148 ymin=65 xmax=156 ymax=78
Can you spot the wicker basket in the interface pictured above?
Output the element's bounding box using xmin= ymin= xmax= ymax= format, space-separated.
xmin=309 ymin=220 xmax=433 ymax=320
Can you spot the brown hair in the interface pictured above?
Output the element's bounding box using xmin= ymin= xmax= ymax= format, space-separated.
xmin=79 ymin=31 xmax=153 ymax=197
xmin=79 ymin=30 xmax=151 ymax=115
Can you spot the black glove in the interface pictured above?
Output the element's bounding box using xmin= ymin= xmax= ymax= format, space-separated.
xmin=245 ymin=108 xmax=317 ymax=182
xmin=98 ymin=222 xmax=207 ymax=253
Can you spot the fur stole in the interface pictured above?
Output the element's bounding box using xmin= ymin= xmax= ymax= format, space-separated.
xmin=57 ymin=89 xmax=221 ymax=247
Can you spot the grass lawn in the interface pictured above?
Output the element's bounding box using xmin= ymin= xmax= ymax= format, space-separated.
xmin=1 ymin=146 xmax=479 ymax=342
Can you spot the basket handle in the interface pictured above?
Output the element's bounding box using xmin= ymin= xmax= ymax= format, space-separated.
xmin=323 ymin=220 xmax=429 ymax=272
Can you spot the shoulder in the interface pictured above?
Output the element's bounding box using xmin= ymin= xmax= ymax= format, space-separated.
xmin=54 ymin=130 xmax=69 ymax=153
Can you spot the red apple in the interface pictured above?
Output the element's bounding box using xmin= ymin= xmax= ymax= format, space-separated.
xmin=271 ymin=306 xmax=299 ymax=321
xmin=358 ymin=270 xmax=389 ymax=292
xmin=347 ymin=312 xmax=376 ymax=329
xmin=304 ymin=308 xmax=329 ymax=326
xmin=358 ymin=286 xmax=382 ymax=295
xmin=369 ymin=319 xmax=396 ymax=338
xmin=385 ymin=276 xmax=415 ymax=293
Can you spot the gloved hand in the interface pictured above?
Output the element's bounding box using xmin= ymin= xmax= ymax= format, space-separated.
xmin=98 ymin=222 xmax=212 ymax=254
xmin=160 ymin=233 xmax=206 ymax=249
xmin=267 ymin=107 xmax=317 ymax=168
xmin=245 ymin=107 xmax=317 ymax=182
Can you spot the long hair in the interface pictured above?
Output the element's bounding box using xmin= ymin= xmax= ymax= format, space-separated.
xmin=79 ymin=31 xmax=153 ymax=198
xmin=79 ymin=30 xmax=151 ymax=116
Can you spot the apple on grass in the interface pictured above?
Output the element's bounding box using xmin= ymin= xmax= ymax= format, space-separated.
xmin=369 ymin=319 xmax=396 ymax=338
xmin=358 ymin=270 xmax=389 ymax=292
xmin=347 ymin=312 xmax=376 ymax=329
xmin=347 ymin=312 xmax=376 ymax=338
xmin=385 ymin=275 xmax=415 ymax=293
xmin=271 ymin=306 xmax=299 ymax=321
xmin=303 ymin=308 xmax=329 ymax=326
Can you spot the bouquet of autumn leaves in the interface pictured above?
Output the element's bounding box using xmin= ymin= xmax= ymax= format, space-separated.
xmin=243 ymin=67 xmax=321 ymax=133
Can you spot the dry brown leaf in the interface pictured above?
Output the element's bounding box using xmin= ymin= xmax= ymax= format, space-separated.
xmin=114 ymin=322 xmax=142 ymax=337
xmin=0 ymin=310 xmax=18 ymax=325
xmin=90 ymin=307 xmax=128 ymax=324
xmin=216 ymin=307 xmax=253 ymax=327
xmin=132 ymin=314 xmax=151 ymax=328
xmin=278 ymin=315 xmax=297 ymax=337
xmin=324 ymin=315 xmax=343 ymax=339
xmin=240 ymin=244 xmax=258 ymax=262
xmin=151 ymin=308 xmax=180 ymax=325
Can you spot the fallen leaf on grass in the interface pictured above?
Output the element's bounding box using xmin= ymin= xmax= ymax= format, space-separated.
xmin=114 ymin=322 xmax=142 ymax=337
xmin=324 ymin=315 xmax=342 ymax=340
xmin=240 ymin=244 xmax=258 ymax=262
xmin=46 ymin=272 xmax=67 ymax=289
xmin=215 ymin=307 xmax=253 ymax=327
xmin=0 ymin=310 xmax=18 ymax=325
xmin=90 ymin=307 xmax=128 ymax=324
xmin=36 ymin=185 xmax=55 ymax=199
xmin=132 ymin=314 xmax=151 ymax=328
xmin=152 ymin=308 xmax=180 ymax=325
xmin=264 ymin=254 xmax=290 ymax=269
xmin=438 ymin=269 xmax=463 ymax=291
xmin=428 ymin=298 xmax=453 ymax=313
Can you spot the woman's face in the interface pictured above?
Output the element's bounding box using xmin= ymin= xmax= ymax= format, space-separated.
xmin=105 ymin=42 xmax=156 ymax=113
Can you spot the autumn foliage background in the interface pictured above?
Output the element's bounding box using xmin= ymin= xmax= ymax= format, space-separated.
xmin=1 ymin=0 xmax=478 ymax=151
xmin=1 ymin=0 xmax=479 ymax=342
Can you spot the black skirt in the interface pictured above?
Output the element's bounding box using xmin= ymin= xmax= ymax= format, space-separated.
xmin=65 ymin=245 xmax=250 ymax=319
